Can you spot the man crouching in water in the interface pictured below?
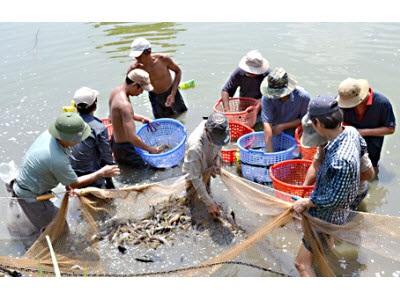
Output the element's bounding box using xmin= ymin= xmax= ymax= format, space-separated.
xmin=182 ymin=113 xmax=230 ymax=219
xmin=109 ymin=69 xmax=162 ymax=168
xmin=127 ymin=37 xmax=188 ymax=119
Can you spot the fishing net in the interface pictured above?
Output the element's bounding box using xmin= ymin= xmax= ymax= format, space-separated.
xmin=1 ymin=169 xmax=400 ymax=277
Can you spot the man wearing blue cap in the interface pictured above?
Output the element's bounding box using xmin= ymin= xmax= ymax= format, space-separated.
xmin=292 ymin=96 xmax=366 ymax=276
xmin=183 ymin=112 xmax=230 ymax=218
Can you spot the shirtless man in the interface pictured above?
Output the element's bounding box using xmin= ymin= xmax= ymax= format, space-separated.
xmin=109 ymin=69 xmax=162 ymax=167
xmin=127 ymin=37 xmax=188 ymax=119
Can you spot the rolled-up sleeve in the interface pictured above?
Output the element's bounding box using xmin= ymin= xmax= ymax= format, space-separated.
xmin=222 ymin=69 xmax=241 ymax=97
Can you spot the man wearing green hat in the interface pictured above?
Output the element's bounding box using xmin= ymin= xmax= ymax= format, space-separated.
xmin=7 ymin=112 xmax=120 ymax=248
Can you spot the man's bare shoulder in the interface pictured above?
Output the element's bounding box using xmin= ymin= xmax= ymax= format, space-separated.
xmin=154 ymin=53 xmax=174 ymax=63
xmin=128 ymin=61 xmax=145 ymax=73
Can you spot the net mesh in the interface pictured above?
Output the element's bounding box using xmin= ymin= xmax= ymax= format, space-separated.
xmin=1 ymin=169 xmax=400 ymax=277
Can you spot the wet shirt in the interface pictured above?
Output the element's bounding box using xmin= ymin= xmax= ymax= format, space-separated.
xmin=70 ymin=114 xmax=114 ymax=175
xmin=342 ymin=90 xmax=396 ymax=167
xmin=182 ymin=121 xmax=222 ymax=206
xmin=14 ymin=131 xmax=78 ymax=202
xmin=222 ymin=67 xmax=269 ymax=99
xmin=309 ymin=126 xmax=364 ymax=225
xmin=261 ymin=86 xmax=310 ymax=135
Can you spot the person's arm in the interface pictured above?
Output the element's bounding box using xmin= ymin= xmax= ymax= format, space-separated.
xmin=69 ymin=165 xmax=120 ymax=189
xmin=263 ymin=122 xmax=274 ymax=153
xmin=358 ymin=127 xmax=395 ymax=137
xmin=303 ymin=146 xmax=324 ymax=186
xmin=163 ymin=56 xmax=182 ymax=107
xmin=310 ymin=160 xmax=353 ymax=209
xmin=120 ymin=104 xmax=161 ymax=154
xmin=182 ymin=149 xmax=219 ymax=214
xmin=221 ymin=91 xmax=231 ymax=112
xmin=360 ymin=152 xmax=375 ymax=181
xmin=132 ymin=113 xmax=151 ymax=124
xmin=221 ymin=70 xmax=240 ymax=111
xmin=272 ymin=119 xmax=301 ymax=136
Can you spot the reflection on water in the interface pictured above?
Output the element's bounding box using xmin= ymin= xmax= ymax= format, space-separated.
xmin=93 ymin=22 xmax=186 ymax=59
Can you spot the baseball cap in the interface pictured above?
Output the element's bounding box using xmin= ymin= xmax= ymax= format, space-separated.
xmin=127 ymin=69 xmax=154 ymax=91
xmin=129 ymin=38 xmax=151 ymax=59
xmin=307 ymin=95 xmax=340 ymax=119
xmin=49 ymin=112 xmax=91 ymax=143
xmin=205 ymin=112 xmax=230 ymax=146
xmin=73 ymin=87 xmax=99 ymax=107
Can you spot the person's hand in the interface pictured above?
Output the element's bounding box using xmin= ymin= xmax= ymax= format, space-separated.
xmin=142 ymin=117 xmax=152 ymax=124
xmin=292 ymin=198 xmax=312 ymax=215
xmin=207 ymin=203 xmax=221 ymax=218
xmin=245 ymin=105 xmax=255 ymax=113
xmin=272 ymin=124 xmax=284 ymax=136
xmin=149 ymin=146 xmax=163 ymax=154
xmin=211 ymin=166 xmax=221 ymax=177
xmin=165 ymin=94 xmax=175 ymax=107
xmin=100 ymin=165 xmax=120 ymax=178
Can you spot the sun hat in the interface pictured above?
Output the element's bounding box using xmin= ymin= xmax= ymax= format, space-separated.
xmin=260 ymin=67 xmax=297 ymax=98
xmin=306 ymin=95 xmax=340 ymax=120
xmin=238 ymin=50 xmax=269 ymax=75
xmin=336 ymin=78 xmax=370 ymax=108
xmin=300 ymin=114 xmax=328 ymax=148
xmin=205 ymin=112 xmax=230 ymax=146
xmin=49 ymin=112 xmax=91 ymax=143
xmin=129 ymin=38 xmax=151 ymax=59
xmin=73 ymin=87 xmax=99 ymax=107
xmin=127 ymin=69 xmax=154 ymax=92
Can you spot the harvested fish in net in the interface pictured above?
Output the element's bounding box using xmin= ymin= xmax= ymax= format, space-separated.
xmin=93 ymin=195 xmax=244 ymax=252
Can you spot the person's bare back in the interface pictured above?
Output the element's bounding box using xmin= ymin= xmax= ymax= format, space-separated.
xmin=128 ymin=54 xmax=174 ymax=94
xmin=109 ymin=85 xmax=136 ymax=144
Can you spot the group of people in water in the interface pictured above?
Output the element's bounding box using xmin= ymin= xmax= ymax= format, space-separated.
xmin=5 ymin=37 xmax=396 ymax=276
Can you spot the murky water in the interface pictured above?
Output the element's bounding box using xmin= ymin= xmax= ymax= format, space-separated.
xmin=1 ymin=22 xmax=400 ymax=276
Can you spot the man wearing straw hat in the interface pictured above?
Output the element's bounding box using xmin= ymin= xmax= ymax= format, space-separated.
xmin=183 ymin=112 xmax=230 ymax=219
xmin=261 ymin=67 xmax=310 ymax=152
xmin=292 ymin=96 xmax=364 ymax=276
xmin=221 ymin=50 xmax=270 ymax=111
xmin=336 ymin=78 xmax=396 ymax=176
xmin=7 ymin=112 xmax=120 ymax=248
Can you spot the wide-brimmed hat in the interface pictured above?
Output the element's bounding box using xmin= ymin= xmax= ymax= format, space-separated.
xmin=300 ymin=114 xmax=327 ymax=148
xmin=336 ymin=78 xmax=370 ymax=108
xmin=129 ymin=38 xmax=151 ymax=59
xmin=49 ymin=112 xmax=91 ymax=143
xmin=260 ymin=67 xmax=297 ymax=98
xmin=238 ymin=50 xmax=269 ymax=75
xmin=205 ymin=112 xmax=230 ymax=146
xmin=73 ymin=87 xmax=99 ymax=107
xmin=127 ymin=69 xmax=154 ymax=91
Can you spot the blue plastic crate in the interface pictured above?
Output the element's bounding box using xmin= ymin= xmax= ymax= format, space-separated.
xmin=237 ymin=132 xmax=298 ymax=183
xmin=135 ymin=118 xmax=187 ymax=168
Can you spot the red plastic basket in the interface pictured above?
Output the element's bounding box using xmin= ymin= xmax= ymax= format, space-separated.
xmin=294 ymin=126 xmax=317 ymax=161
xmin=213 ymin=97 xmax=261 ymax=128
xmin=269 ymin=159 xmax=314 ymax=201
xmin=101 ymin=118 xmax=113 ymax=140
xmin=221 ymin=121 xmax=254 ymax=163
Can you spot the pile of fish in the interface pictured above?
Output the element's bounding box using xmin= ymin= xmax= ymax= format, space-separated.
xmin=93 ymin=196 xmax=192 ymax=252
xmin=92 ymin=195 xmax=244 ymax=254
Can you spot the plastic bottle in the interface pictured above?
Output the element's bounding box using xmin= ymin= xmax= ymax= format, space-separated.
xmin=62 ymin=100 xmax=77 ymax=113
xmin=179 ymin=79 xmax=195 ymax=90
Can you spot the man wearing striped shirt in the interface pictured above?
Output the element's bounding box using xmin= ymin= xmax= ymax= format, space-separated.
xmin=293 ymin=96 xmax=366 ymax=276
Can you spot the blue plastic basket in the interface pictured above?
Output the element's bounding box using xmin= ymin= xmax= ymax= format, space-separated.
xmin=237 ymin=132 xmax=298 ymax=183
xmin=135 ymin=118 xmax=187 ymax=168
